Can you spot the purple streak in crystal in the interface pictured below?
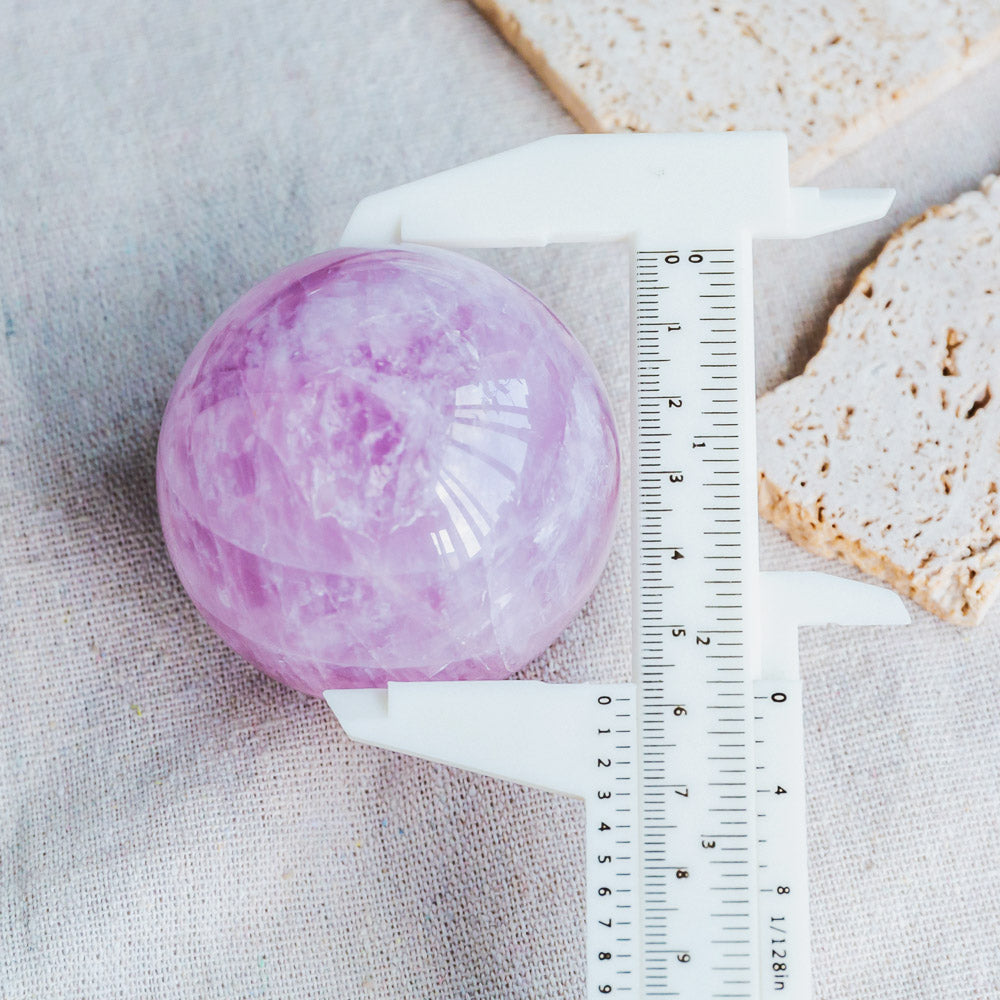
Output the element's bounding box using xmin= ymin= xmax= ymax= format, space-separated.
xmin=157 ymin=246 xmax=620 ymax=696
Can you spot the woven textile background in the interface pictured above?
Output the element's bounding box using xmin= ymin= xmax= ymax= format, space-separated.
xmin=2 ymin=2 xmax=999 ymax=997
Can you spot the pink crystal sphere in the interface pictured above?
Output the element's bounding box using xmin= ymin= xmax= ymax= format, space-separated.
xmin=157 ymin=246 xmax=620 ymax=696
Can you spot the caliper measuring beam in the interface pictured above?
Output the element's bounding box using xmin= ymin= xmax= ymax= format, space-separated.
xmin=327 ymin=133 xmax=909 ymax=1000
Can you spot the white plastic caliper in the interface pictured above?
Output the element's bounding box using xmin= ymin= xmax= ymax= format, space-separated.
xmin=327 ymin=134 xmax=909 ymax=1000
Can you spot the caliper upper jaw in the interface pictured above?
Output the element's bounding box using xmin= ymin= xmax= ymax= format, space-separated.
xmin=759 ymin=570 xmax=911 ymax=680
xmin=339 ymin=133 xmax=894 ymax=250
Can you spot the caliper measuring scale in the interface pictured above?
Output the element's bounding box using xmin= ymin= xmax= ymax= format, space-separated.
xmin=326 ymin=134 xmax=910 ymax=1000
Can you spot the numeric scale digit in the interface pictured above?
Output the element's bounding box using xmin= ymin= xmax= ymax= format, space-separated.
xmin=327 ymin=135 xmax=910 ymax=1000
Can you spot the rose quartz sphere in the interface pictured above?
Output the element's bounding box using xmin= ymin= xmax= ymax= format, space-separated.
xmin=157 ymin=246 xmax=619 ymax=695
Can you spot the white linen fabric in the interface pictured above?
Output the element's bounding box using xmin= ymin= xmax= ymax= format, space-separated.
xmin=2 ymin=1 xmax=998 ymax=997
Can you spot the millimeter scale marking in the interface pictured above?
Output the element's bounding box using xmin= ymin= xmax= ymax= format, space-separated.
xmin=631 ymin=244 xmax=762 ymax=1000
xmin=325 ymin=134 xmax=910 ymax=1000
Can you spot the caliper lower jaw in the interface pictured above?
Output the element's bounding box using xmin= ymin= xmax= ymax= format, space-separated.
xmin=326 ymin=570 xmax=908 ymax=786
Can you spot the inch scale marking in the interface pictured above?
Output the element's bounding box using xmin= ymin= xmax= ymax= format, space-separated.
xmin=326 ymin=134 xmax=910 ymax=1000
xmin=634 ymin=247 xmax=758 ymax=999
